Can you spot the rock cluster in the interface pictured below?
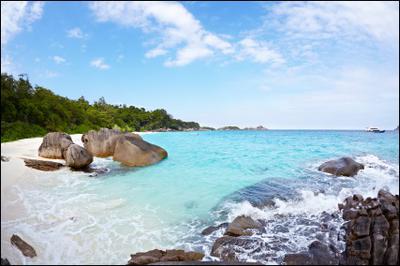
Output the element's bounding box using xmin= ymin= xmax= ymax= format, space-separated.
xmin=283 ymin=240 xmax=339 ymax=265
xmin=38 ymin=132 xmax=92 ymax=169
xmin=339 ymin=189 xmax=399 ymax=265
xmin=82 ymin=128 xmax=167 ymax=167
xmin=318 ymin=157 xmax=364 ymax=177
xmin=127 ymin=249 xmax=204 ymax=265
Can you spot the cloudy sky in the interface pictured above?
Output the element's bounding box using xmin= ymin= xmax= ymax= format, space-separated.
xmin=1 ymin=1 xmax=399 ymax=129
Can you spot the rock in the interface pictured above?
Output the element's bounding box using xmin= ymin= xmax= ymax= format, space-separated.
xmin=224 ymin=215 xmax=263 ymax=237
xmin=201 ymin=222 xmax=229 ymax=235
xmin=210 ymin=236 xmax=265 ymax=262
xmin=128 ymin=249 xmax=204 ymax=265
xmin=318 ymin=157 xmax=364 ymax=177
xmin=82 ymin=128 xmax=124 ymax=157
xmin=23 ymin=158 xmax=64 ymax=171
xmin=82 ymin=128 xmax=167 ymax=167
xmin=1 ymin=258 xmax=10 ymax=265
xmin=113 ymin=133 xmax=167 ymax=167
xmin=10 ymin=234 xmax=37 ymax=258
xmin=283 ymin=253 xmax=313 ymax=265
xmin=1 ymin=156 xmax=10 ymax=162
xmin=38 ymin=132 xmax=73 ymax=159
xmin=340 ymin=190 xmax=399 ymax=265
xmin=63 ymin=144 xmax=93 ymax=169
xmin=283 ymin=241 xmax=338 ymax=265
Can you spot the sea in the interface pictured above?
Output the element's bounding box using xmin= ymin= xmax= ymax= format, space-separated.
xmin=1 ymin=130 xmax=399 ymax=264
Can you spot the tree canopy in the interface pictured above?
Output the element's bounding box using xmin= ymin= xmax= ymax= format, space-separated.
xmin=1 ymin=73 xmax=199 ymax=142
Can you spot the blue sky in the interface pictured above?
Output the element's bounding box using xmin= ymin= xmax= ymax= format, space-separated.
xmin=1 ymin=1 xmax=399 ymax=129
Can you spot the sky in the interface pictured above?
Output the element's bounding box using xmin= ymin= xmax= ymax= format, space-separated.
xmin=1 ymin=1 xmax=399 ymax=129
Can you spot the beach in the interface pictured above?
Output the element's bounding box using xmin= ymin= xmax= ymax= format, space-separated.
xmin=1 ymin=130 xmax=399 ymax=264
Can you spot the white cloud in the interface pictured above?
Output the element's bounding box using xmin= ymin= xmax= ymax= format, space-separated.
xmin=269 ymin=1 xmax=399 ymax=44
xmin=90 ymin=58 xmax=110 ymax=70
xmin=89 ymin=1 xmax=234 ymax=66
xmin=52 ymin=55 xmax=66 ymax=64
xmin=1 ymin=1 xmax=44 ymax=45
xmin=67 ymin=27 xmax=86 ymax=39
xmin=236 ymin=38 xmax=285 ymax=65
xmin=1 ymin=55 xmax=14 ymax=74
xmin=44 ymin=70 xmax=59 ymax=78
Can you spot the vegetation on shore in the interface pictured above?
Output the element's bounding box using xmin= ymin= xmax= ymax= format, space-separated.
xmin=1 ymin=73 xmax=199 ymax=142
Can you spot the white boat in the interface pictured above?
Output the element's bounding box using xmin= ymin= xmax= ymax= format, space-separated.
xmin=366 ymin=127 xmax=385 ymax=133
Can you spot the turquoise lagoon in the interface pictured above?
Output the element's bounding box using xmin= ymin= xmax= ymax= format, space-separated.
xmin=2 ymin=130 xmax=399 ymax=264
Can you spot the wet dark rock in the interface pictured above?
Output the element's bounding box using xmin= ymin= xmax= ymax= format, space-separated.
xmin=318 ymin=157 xmax=364 ymax=177
xmin=1 ymin=156 xmax=10 ymax=162
xmin=10 ymin=234 xmax=37 ymax=258
xmin=23 ymin=158 xmax=64 ymax=171
xmin=127 ymin=249 xmax=204 ymax=265
xmin=201 ymin=223 xmax=229 ymax=235
xmin=283 ymin=241 xmax=338 ymax=265
xmin=1 ymin=258 xmax=10 ymax=265
xmin=283 ymin=252 xmax=312 ymax=265
xmin=340 ymin=189 xmax=399 ymax=265
xmin=224 ymin=215 xmax=263 ymax=237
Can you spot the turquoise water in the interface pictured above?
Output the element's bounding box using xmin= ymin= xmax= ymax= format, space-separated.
xmin=2 ymin=130 xmax=399 ymax=264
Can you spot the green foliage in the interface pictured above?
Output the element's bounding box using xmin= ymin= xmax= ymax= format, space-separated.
xmin=1 ymin=73 xmax=200 ymax=142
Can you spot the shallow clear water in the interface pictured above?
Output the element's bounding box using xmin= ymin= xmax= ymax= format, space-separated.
xmin=2 ymin=130 xmax=399 ymax=264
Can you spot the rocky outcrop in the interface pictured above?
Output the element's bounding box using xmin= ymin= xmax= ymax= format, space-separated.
xmin=24 ymin=158 xmax=64 ymax=171
xmin=318 ymin=157 xmax=364 ymax=177
xmin=38 ymin=132 xmax=73 ymax=159
xmin=127 ymin=249 xmax=204 ymax=265
xmin=63 ymin=144 xmax=93 ymax=169
xmin=38 ymin=132 xmax=92 ymax=169
xmin=283 ymin=240 xmax=339 ymax=265
xmin=10 ymin=234 xmax=37 ymax=258
xmin=339 ymin=189 xmax=399 ymax=265
xmin=82 ymin=128 xmax=167 ymax=167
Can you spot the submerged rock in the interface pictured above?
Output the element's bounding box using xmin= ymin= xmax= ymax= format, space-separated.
xmin=23 ymin=158 xmax=64 ymax=171
xmin=211 ymin=236 xmax=266 ymax=262
xmin=127 ymin=249 xmax=204 ymax=265
xmin=10 ymin=234 xmax=37 ymax=258
xmin=82 ymin=128 xmax=167 ymax=167
xmin=64 ymin=144 xmax=93 ymax=169
xmin=38 ymin=132 xmax=73 ymax=159
xmin=318 ymin=157 xmax=364 ymax=177
xmin=224 ymin=215 xmax=263 ymax=236
xmin=201 ymin=222 xmax=229 ymax=235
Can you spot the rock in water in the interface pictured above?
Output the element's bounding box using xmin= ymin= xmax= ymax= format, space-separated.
xmin=113 ymin=133 xmax=167 ymax=167
xmin=128 ymin=249 xmax=204 ymax=265
xmin=81 ymin=128 xmax=124 ymax=157
xmin=210 ymin=236 xmax=266 ymax=262
xmin=38 ymin=132 xmax=73 ymax=159
xmin=318 ymin=157 xmax=364 ymax=177
xmin=224 ymin=215 xmax=263 ymax=236
xmin=10 ymin=234 xmax=37 ymax=258
xmin=24 ymin=158 xmax=64 ymax=171
xmin=201 ymin=222 xmax=229 ymax=235
xmin=64 ymin=144 xmax=93 ymax=169
xmin=283 ymin=241 xmax=338 ymax=265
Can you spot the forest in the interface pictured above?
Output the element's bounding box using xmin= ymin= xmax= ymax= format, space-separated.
xmin=1 ymin=73 xmax=200 ymax=142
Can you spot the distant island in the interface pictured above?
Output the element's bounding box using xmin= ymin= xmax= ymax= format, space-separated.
xmin=217 ymin=125 xmax=268 ymax=131
xmin=1 ymin=73 xmax=200 ymax=142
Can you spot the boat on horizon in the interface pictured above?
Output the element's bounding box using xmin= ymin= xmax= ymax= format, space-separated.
xmin=366 ymin=127 xmax=385 ymax=133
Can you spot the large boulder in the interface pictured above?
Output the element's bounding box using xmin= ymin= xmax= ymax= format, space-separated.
xmin=81 ymin=128 xmax=126 ymax=157
xmin=82 ymin=128 xmax=167 ymax=167
xmin=318 ymin=157 xmax=364 ymax=177
xmin=63 ymin=144 xmax=93 ymax=169
xmin=38 ymin=132 xmax=73 ymax=159
xmin=128 ymin=249 xmax=204 ymax=265
xmin=113 ymin=133 xmax=167 ymax=167
xmin=283 ymin=240 xmax=338 ymax=265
